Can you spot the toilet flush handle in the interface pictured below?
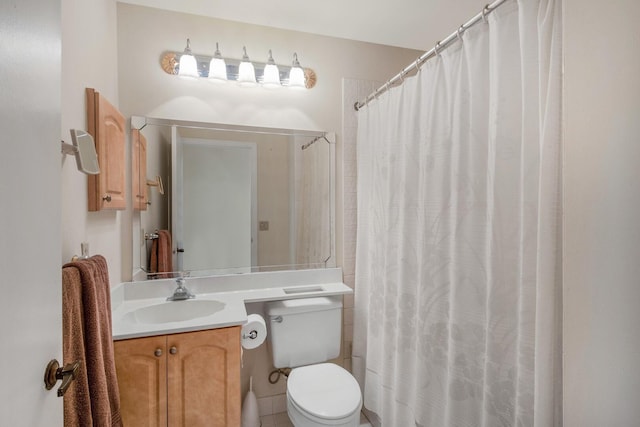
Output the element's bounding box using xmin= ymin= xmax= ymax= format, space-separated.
xmin=271 ymin=316 xmax=283 ymax=323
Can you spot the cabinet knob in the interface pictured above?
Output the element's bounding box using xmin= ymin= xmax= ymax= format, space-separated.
xmin=102 ymin=194 xmax=112 ymax=202
xmin=169 ymin=346 xmax=178 ymax=355
xmin=154 ymin=348 xmax=162 ymax=357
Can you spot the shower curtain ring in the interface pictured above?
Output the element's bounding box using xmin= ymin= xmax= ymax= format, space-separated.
xmin=482 ymin=4 xmax=490 ymax=23
xmin=415 ymin=57 xmax=422 ymax=72
xmin=457 ymin=26 xmax=464 ymax=43
xmin=434 ymin=41 xmax=441 ymax=57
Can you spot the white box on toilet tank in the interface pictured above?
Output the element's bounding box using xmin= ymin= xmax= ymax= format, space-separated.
xmin=265 ymin=296 xmax=342 ymax=369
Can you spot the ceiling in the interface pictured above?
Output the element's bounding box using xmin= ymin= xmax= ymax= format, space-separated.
xmin=118 ymin=0 xmax=489 ymax=51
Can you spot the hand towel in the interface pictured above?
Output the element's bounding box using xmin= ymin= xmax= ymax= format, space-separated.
xmin=150 ymin=229 xmax=173 ymax=275
xmin=62 ymin=267 xmax=93 ymax=426
xmin=62 ymin=255 xmax=123 ymax=427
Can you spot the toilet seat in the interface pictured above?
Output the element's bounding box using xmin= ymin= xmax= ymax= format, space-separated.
xmin=287 ymin=363 xmax=362 ymax=422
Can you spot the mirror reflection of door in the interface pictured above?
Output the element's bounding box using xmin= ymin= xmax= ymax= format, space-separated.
xmin=172 ymin=129 xmax=257 ymax=274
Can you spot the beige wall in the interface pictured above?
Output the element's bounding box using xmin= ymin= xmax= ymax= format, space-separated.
xmin=563 ymin=0 xmax=640 ymax=425
xmin=115 ymin=4 xmax=420 ymax=131
xmin=176 ymin=128 xmax=294 ymax=269
xmin=61 ymin=0 xmax=124 ymax=281
xmin=256 ymin=136 xmax=292 ymax=267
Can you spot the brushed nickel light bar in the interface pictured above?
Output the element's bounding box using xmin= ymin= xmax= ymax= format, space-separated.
xmin=161 ymin=39 xmax=317 ymax=89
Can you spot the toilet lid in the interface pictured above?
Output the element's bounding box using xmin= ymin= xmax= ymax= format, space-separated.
xmin=288 ymin=363 xmax=362 ymax=420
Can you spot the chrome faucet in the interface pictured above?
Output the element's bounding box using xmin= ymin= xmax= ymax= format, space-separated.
xmin=167 ymin=277 xmax=196 ymax=301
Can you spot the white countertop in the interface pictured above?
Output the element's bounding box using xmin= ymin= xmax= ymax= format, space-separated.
xmin=111 ymin=268 xmax=352 ymax=340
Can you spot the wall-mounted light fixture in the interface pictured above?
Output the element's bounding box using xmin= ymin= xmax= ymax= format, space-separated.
xmin=161 ymin=39 xmax=317 ymax=89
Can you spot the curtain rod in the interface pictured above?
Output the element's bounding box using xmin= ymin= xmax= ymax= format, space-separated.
xmin=354 ymin=0 xmax=510 ymax=111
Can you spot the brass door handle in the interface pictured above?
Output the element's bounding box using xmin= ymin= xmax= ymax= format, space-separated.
xmin=102 ymin=194 xmax=112 ymax=202
xmin=44 ymin=359 xmax=81 ymax=397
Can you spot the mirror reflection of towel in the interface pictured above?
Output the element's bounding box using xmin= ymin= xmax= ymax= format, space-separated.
xmin=150 ymin=230 xmax=173 ymax=274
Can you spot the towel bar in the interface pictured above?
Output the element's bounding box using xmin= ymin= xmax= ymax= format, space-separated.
xmin=146 ymin=175 xmax=164 ymax=195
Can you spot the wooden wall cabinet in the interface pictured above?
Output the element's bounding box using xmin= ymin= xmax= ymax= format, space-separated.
xmin=86 ymin=88 xmax=126 ymax=211
xmin=114 ymin=326 xmax=241 ymax=427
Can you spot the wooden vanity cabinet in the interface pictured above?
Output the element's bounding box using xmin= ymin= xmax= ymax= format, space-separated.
xmin=114 ymin=335 xmax=167 ymax=426
xmin=114 ymin=326 xmax=241 ymax=427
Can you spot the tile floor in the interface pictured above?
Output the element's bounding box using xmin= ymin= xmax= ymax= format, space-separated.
xmin=259 ymin=411 xmax=372 ymax=427
xmin=259 ymin=411 xmax=293 ymax=427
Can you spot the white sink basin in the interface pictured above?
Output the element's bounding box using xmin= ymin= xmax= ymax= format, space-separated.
xmin=125 ymin=299 xmax=226 ymax=324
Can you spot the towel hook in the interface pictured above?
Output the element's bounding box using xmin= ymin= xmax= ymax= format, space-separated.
xmin=146 ymin=175 xmax=165 ymax=195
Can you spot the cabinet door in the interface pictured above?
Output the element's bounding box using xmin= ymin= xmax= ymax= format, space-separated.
xmin=114 ymin=336 xmax=167 ymax=427
xmin=167 ymin=327 xmax=241 ymax=427
xmin=132 ymin=129 xmax=148 ymax=211
xmin=87 ymin=87 xmax=126 ymax=211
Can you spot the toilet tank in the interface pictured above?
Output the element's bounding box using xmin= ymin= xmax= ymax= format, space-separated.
xmin=265 ymin=296 xmax=342 ymax=368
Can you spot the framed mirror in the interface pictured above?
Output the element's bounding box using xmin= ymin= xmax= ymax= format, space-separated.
xmin=131 ymin=116 xmax=335 ymax=280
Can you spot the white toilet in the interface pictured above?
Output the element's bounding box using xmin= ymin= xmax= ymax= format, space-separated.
xmin=265 ymin=296 xmax=362 ymax=427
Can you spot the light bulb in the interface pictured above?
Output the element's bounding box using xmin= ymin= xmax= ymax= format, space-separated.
xmin=208 ymin=42 xmax=228 ymax=83
xmin=288 ymin=53 xmax=306 ymax=89
xmin=178 ymin=38 xmax=199 ymax=79
xmin=262 ymin=50 xmax=281 ymax=88
xmin=237 ymin=46 xmax=257 ymax=87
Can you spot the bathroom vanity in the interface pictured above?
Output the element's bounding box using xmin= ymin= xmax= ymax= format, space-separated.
xmin=114 ymin=327 xmax=240 ymax=426
xmin=111 ymin=268 xmax=352 ymax=427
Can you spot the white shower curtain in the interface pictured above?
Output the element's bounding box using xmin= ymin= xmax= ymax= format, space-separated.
xmin=352 ymin=1 xmax=562 ymax=426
